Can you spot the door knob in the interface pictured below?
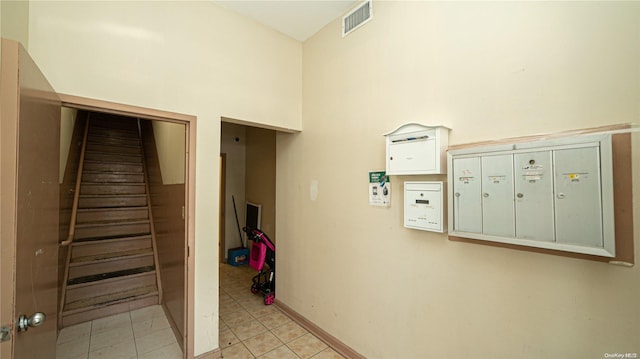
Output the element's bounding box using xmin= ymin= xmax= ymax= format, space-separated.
xmin=17 ymin=312 xmax=46 ymax=332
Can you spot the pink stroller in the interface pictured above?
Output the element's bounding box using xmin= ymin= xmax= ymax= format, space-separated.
xmin=243 ymin=227 xmax=276 ymax=305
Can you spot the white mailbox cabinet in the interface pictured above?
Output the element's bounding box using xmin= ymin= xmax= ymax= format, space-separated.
xmin=447 ymin=134 xmax=615 ymax=257
xmin=385 ymin=123 xmax=450 ymax=175
xmin=404 ymin=181 xmax=446 ymax=232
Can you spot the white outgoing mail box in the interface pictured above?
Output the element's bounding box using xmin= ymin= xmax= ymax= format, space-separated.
xmin=385 ymin=123 xmax=450 ymax=175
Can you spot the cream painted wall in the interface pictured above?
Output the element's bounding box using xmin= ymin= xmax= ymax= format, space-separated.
xmin=277 ymin=2 xmax=640 ymax=358
xmin=221 ymin=122 xmax=247 ymax=256
xmin=1 ymin=0 xmax=29 ymax=48
xmin=59 ymin=107 xmax=77 ymax=183
xmin=246 ymin=127 xmax=276 ymax=240
xmin=27 ymin=1 xmax=302 ymax=355
xmin=152 ymin=121 xmax=185 ymax=185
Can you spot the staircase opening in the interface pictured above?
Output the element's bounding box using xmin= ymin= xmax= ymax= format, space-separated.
xmin=58 ymin=98 xmax=194 ymax=356
xmin=61 ymin=112 xmax=160 ymax=327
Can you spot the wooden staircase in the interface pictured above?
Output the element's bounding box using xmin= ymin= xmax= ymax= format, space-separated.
xmin=61 ymin=113 xmax=161 ymax=327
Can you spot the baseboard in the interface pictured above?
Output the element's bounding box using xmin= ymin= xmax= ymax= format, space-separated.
xmin=275 ymin=299 xmax=366 ymax=359
xmin=194 ymin=348 xmax=221 ymax=359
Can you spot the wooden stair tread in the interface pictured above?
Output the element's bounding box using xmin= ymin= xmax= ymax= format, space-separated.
xmin=67 ymin=269 xmax=156 ymax=290
xmin=88 ymin=132 xmax=139 ymax=138
xmin=80 ymin=182 xmax=145 ymax=187
xmin=63 ymin=285 xmax=158 ymax=313
xmin=83 ymin=156 xmax=142 ymax=163
xmin=66 ymin=270 xmax=156 ymax=290
xmin=74 ymin=218 xmax=149 ymax=225
xmin=76 ymin=207 xmax=149 ymax=224
xmin=82 ymin=161 xmax=143 ymax=173
xmin=77 ymin=206 xmax=148 ymax=213
xmin=86 ymin=141 xmax=140 ymax=146
xmin=85 ymin=144 xmax=140 ymax=151
xmin=88 ymin=127 xmax=139 ymax=133
xmin=71 ymin=248 xmax=153 ymax=264
xmin=85 ymin=149 xmax=142 ymax=156
xmin=83 ymin=170 xmax=143 ymax=175
xmin=79 ymin=194 xmax=146 ymax=198
xmin=84 ymin=159 xmax=141 ymax=165
xmin=89 ymin=126 xmax=138 ymax=133
xmin=72 ymin=235 xmax=152 ymax=247
xmin=74 ymin=233 xmax=152 ymax=243
xmin=79 ymin=184 xmax=146 ymax=193
xmin=74 ymin=219 xmax=150 ymax=228
xmin=86 ymin=138 xmax=140 ymax=146
xmin=67 ymin=266 xmax=156 ymax=286
xmin=88 ymin=134 xmax=138 ymax=139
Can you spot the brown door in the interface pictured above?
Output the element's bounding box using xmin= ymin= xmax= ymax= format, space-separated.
xmin=0 ymin=39 xmax=60 ymax=358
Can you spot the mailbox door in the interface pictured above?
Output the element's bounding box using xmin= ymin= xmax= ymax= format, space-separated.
xmin=514 ymin=151 xmax=555 ymax=242
xmin=481 ymin=154 xmax=515 ymax=237
xmin=452 ymin=157 xmax=482 ymax=233
xmin=553 ymin=146 xmax=603 ymax=247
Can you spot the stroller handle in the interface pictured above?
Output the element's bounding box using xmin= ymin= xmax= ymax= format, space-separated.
xmin=242 ymin=226 xmax=260 ymax=242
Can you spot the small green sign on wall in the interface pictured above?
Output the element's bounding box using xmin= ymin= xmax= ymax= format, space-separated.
xmin=368 ymin=170 xmax=390 ymax=207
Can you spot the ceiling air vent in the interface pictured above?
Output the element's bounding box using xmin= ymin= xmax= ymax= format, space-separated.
xmin=342 ymin=0 xmax=373 ymax=37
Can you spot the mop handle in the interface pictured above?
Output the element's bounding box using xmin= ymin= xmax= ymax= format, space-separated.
xmin=232 ymin=195 xmax=245 ymax=248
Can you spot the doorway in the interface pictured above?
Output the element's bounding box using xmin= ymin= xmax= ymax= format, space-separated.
xmin=219 ymin=122 xmax=277 ymax=264
xmin=58 ymin=95 xmax=196 ymax=358
xmin=0 ymin=40 xmax=195 ymax=359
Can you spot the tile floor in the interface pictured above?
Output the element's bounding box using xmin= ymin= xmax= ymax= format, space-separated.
xmin=219 ymin=263 xmax=345 ymax=359
xmin=57 ymin=263 xmax=344 ymax=359
xmin=56 ymin=305 xmax=182 ymax=359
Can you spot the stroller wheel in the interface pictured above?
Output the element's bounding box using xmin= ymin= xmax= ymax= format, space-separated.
xmin=250 ymin=284 xmax=260 ymax=294
xmin=264 ymin=293 xmax=275 ymax=305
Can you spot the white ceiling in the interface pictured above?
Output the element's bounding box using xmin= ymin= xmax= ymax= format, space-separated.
xmin=214 ymin=0 xmax=357 ymax=42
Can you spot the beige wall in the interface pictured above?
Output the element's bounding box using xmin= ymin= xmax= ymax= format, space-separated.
xmin=220 ymin=122 xmax=247 ymax=255
xmin=59 ymin=107 xmax=77 ymax=183
xmin=152 ymin=121 xmax=185 ymax=184
xmin=1 ymin=0 xmax=29 ymax=48
xmin=246 ymin=127 xmax=276 ymax=240
xmin=140 ymin=120 xmax=186 ymax=346
xmin=276 ymin=2 xmax=640 ymax=358
xmin=27 ymin=1 xmax=302 ymax=355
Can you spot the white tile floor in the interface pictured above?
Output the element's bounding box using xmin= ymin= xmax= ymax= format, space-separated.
xmin=57 ymin=264 xmax=345 ymax=359
xmin=56 ymin=305 xmax=182 ymax=359
xmin=219 ymin=263 xmax=345 ymax=359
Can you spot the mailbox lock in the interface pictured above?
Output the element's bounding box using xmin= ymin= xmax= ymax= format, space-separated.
xmin=517 ymin=193 xmax=524 ymax=198
xmin=454 ymin=192 xmax=460 ymax=198
xmin=557 ymin=193 xmax=566 ymax=199
xmin=483 ymin=193 xmax=489 ymax=198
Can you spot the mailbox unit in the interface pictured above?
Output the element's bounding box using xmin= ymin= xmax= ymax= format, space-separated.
xmin=447 ymin=134 xmax=615 ymax=257
xmin=404 ymin=181 xmax=446 ymax=233
xmin=385 ymin=123 xmax=450 ymax=175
